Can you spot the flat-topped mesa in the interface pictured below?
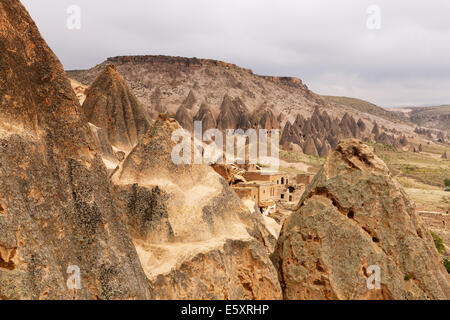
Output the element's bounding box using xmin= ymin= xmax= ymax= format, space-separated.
xmin=105 ymin=55 xmax=310 ymax=89
xmin=106 ymin=55 xmax=254 ymax=74
xmin=258 ymin=75 xmax=308 ymax=89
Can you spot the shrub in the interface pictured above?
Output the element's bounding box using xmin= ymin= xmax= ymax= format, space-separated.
xmin=444 ymin=178 xmax=450 ymax=187
xmin=431 ymin=232 xmax=446 ymax=254
xmin=444 ymin=258 xmax=450 ymax=274
xmin=445 ymin=186 xmax=450 ymax=192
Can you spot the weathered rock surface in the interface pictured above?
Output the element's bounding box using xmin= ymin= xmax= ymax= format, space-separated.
xmin=174 ymin=103 xmax=194 ymax=132
xmin=0 ymin=0 xmax=151 ymax=299
xmin=194 ymin=101 xmax=216 ymax=132
xmin=82 ymin=65 xmax=152 ymax=152
xmin=303 ymin=137 xmax=319 ymax=157
xmin=250 ymin=104 xmax=280 ymax=130
xmin=273 ymin=139 xmax=450 ymax=300
xmin=216 ymin=94 xmax=252 ymax=130
xmin=87 ymin=123 xmax=120 ymax=171
xmin=111 ymin=116 xmax=281 ymax=299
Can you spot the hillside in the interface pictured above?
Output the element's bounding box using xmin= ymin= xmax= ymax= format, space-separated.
xmin=391 ymin=105 xmax=450 ymax=133
xmin=67 ymin=56 xmax=416 ymax=137
xmin=322 ymin=95 xmax=408 ymax=124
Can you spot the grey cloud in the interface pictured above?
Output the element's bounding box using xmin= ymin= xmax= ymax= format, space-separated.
xmin=21 ymin=0 xmax=450 ymax=106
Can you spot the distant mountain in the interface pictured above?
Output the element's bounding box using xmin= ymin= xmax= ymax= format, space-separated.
xmin=67 ymin=56 xmax=414 ymax=136
xmin=390 ymin=105 xmax=450 ymax=133
xmin=67 ymin=55 xmax=322 ymax=122
xmin=322 ymin=95 xmax=408 ymax=124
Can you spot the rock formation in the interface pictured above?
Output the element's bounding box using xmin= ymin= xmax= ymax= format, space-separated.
xmin=149 ymin=87 xmax=168 ymax=118
xmin=318 ymin=140 xmax=332 ymax=158
xmin=175 ymin=103 xmax=194 ymax=132
xmin=280 ymin=109 xmax=402 ymax=156
xmin=181 ymin=90 xmax=197 ymax=109
xmin=357 ymin=118 xmax=367 ymax=132
xmin=0 ymin=0 xmax=151 ymax=299
xmin=82 ymin=65 xmax=152 ymax=152
xmin=87 ymin=123 xmax=121 ymax=171
xmin=399 ymin=135 xmax=408 ymax=146
xmin=280 ymin=121 xmax=302 ymax=148
xmin=216 ymin=95 xmax=252 ymax=130
xmin=194 ymin=101 xmax=217 ymax=132
xmin=303 ymin=137 xmax=319 ymax=156
xmin=273 ymin=139 xmax=450 ymax=300
xmin=250 ymin=104 xmax=280 ymax=130
xmin=372 ymin=122 xmax=381 ymax=137
xmin=111 ymin=116 xmax=282 ymax=299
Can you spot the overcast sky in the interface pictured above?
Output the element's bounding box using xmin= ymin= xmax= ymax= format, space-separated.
xmin=21 ymin=0 xmax=450 ymax=107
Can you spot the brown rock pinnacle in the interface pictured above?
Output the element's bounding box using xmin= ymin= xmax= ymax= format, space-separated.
xmin=82 ymin=65 xmax=152 ymax=152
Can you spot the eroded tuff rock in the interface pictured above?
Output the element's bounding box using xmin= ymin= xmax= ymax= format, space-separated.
xmin=181 ymin=90 xmax=197 ymax=110
xmin=280 ymin=108 xmax=403 ymax=156
xmin=0 ymin=0 xmax=151 ymax=299
xmin=217 ymin=94 xmax=252 ymax=130
xmin=250 ymin=104 xmax=280 ymax=130
xmin=194 ymin=101 xmax=217 ymax=132
xmin=303 ymin=137 xmax=319 ymax=157
xmin=82 ymin=65 xmax=152 ymax=152
xmin=273 ymin=139 xmax=450 ymax=300
xmin=87 ymin=123 xmax=121 ymax=171
xmin=175 ymin=103 xmax=194 ymax=132
xmin=111 ymin=116 xmax=281 ymax=299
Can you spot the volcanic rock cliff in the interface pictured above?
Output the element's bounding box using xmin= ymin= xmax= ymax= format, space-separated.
xmin=111 ymin=116 xmax=282 ymax=299
xmin=0 ymin=0 xmax=151 ymax=299
xmin=272 ymin=139 xmax=450 ymax=300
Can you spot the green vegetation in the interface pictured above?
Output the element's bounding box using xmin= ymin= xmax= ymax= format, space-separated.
xmin=280 ymin=149 xmax=325 ymax=171
xmin=444 ymin=258 xmax=450 ymax=274
xmin=431 ymin=232 xmax=446 ymax=254
xmin=374 ymin=148 xmax=450 ymax=188
xmin=444 ymin=178 xmax=450 ymax=187
xmin=403 ymin=274 xmax=412 ymax=281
